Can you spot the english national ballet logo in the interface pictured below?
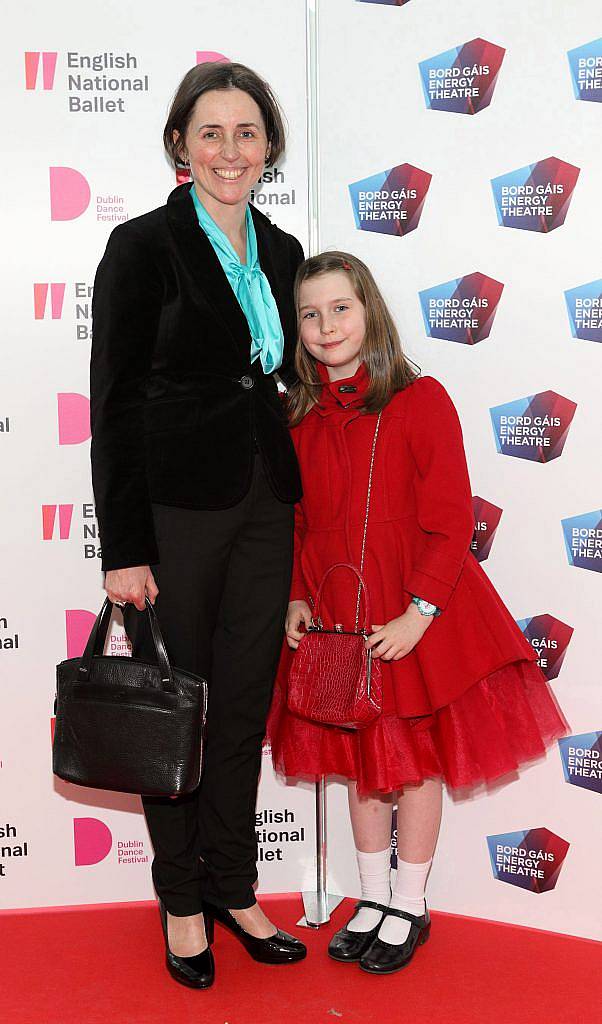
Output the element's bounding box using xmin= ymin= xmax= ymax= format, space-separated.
xmin=516 ymin=614 xmax=574 ymax=681
xmin=57 ymin=393 xmax=91 ymax=445
xmin=33 ymin=282 xmax=66 ymax=320
xmin=486 ymin=828 xmax=569 ymax=893
xmin=419 ymin=272 xmax=504 ymax=344
xmin=25 ymin=51 xmax=58 ymax=90
xmin=471 ymin=497 xmax=503 ymax=562
xmin=42 ymin=503 xmax=74 ymax=541
xmin=491 ymin=157 xmax=580 ymax=233
xmin=558 ymin=732 xmax=602 ymax=795
xmin=489 ymin=391 xmax=577 ymax=463
xmin=349 ymin=165 xmax=432 ymax=237
xmin=565 ymin=278 xmax=602 ymax=343
xmin=562 ymin=510 xmax=602 ymax=573
xmin=419 ymin=38 xmax=505 ymax=114
xmin=567 ymin=37 xmax=602 ymax=103
xmin=25 ymin=50 xmax=150 ymax=113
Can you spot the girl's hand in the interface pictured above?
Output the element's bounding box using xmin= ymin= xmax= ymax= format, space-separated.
xmin=366 ymin=603 xmax=434 ymax=661
xmin=105 ymin=566 xmax=159 ymax=611
xmin=286 ymin=600 xmax=312 ymax=649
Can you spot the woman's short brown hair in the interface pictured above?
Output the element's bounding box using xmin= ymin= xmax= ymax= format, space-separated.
xmin=163 ymin=62 xmax=286 ymax=169
xmin=287 ymin=251 xmax=420 ymax=427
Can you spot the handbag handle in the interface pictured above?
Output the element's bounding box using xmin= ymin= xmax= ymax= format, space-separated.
xmin=313 ymin=562 xmax=372 ymax=633
xmin=77 ymin=597 xmax=176 ymax=693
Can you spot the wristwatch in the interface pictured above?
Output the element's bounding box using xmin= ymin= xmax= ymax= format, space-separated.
xmin=411 ymin=596 xmax=441 ymax=617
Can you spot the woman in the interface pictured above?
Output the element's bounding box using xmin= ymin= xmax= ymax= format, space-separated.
xmin=90 ymin=62 xmax=307 ymax=989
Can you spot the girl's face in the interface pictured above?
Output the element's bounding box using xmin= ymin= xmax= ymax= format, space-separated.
xmin=298 ymin=271 xmax=366 ymax=381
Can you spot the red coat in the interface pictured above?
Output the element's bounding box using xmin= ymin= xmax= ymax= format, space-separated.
xmin=287 ymin=362 xmax=537 ymax=719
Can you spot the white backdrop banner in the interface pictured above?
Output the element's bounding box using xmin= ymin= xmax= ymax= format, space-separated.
xmin=1 ymin=0 xmax=600 ymax=942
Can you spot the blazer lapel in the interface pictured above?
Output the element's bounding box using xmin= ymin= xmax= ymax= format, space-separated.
xmin=166 ymin=184 xmax=251 ymax=355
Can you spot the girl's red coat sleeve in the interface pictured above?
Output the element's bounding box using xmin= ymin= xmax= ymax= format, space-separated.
xmin=290 ymin=501 xmax=308 ymax=603
xmin=405 ymin=378 xmax=474 ymax=610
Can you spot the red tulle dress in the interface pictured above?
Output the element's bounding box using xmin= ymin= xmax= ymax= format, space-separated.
xmin=267 ymin=364 xmax=567 ymax=795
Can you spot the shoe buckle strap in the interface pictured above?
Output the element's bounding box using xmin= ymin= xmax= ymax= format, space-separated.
xmin=354 ymin=900 xmax=389 ymax=914
xmin=384 ymin=907 xmax=424 ymax=924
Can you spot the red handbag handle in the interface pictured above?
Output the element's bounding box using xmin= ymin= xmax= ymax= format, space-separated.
xmin=312 ymin=562 xmax=371 ymax=632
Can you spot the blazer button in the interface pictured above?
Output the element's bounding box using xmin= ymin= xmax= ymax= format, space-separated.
xmin=240 ymin=375 xmax=254 ymax=389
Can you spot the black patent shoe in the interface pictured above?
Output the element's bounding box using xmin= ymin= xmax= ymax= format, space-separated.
xmin=204 ymin=901 xmax=306 ymax=964
xmin=158 ymin=900 xmax=215 ymax=988
xmin=359 ymin=905 xmax=431 ymax=975
xmin=328 ymin=901 xmax=390 ymax=963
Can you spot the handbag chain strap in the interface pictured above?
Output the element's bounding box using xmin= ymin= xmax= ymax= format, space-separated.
xmin=354 ymin=412 xmax=382 ymax=632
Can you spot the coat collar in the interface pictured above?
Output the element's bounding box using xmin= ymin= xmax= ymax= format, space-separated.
xmin=313 ymin=361 xmax=371 ymax=417
xmin=165 ymin=183 xmax=285 ymax=361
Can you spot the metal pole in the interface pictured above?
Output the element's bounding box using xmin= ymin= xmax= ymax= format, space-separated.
xmin=297 ymin=0 xmax=343 ymax=930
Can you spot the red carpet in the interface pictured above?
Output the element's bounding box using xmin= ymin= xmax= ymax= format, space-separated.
xmin=1 ymin=896 xmax=598 ymax=1024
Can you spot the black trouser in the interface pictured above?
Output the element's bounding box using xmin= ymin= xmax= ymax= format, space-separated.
xmin=125 ymin=455 xmax=293 ymax=914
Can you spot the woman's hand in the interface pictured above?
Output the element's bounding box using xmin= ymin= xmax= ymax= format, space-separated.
xmin=365 ymin=603 xmax=434 ymax=662
xmin=285 ymin=600 xmax=312 ymax=649
xmin=105 ymin=566 xmax=159 ymax=611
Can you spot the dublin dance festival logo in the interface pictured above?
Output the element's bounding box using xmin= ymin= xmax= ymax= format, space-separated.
xmin=558 ymin=732 xmax=602 ymax=794
xmin=491 ymin=157 xmax=580 ymax=232
xmin=419 ymin=38 xmax=505 ymax=114
xmin=490 ymin=391 xmax=577 ymax=463
xmin=349 ymin=164 xmax=432 ymax=237
xmin=419 ymin=272 xmax=504 ymax=344
xmin=486 ymin=828 xmax=569 ymax=893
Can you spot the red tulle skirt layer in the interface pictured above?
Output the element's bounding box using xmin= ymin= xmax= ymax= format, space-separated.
xmin=268 ymin=660 xmax=568 ymax=795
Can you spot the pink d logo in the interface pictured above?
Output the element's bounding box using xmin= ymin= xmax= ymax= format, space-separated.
xmin=49 ymin=167 xmax=91 ymax=221
xmin=65 ymin=609 xmax=96 ymax=659
xmin=57 ymin=393 xmax=91 ymax=445
xmin=74 ymin=817 xmax=113 ymax=866
xmin=196 ymin=51 xmax=230 ymax=64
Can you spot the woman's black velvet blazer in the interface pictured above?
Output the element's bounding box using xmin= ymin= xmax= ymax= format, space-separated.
xmin=90 ymin=183 xmax=304 ymax=572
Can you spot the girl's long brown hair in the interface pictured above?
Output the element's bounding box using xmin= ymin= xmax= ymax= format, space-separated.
xmin=287 ymin=251 xmax=419 ymax=427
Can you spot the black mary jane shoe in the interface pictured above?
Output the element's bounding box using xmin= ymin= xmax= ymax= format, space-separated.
xmin=158 ymin=900 xmax=215 ymax=989
xmin=328 ymin=901 xmax=390 ymax=963
xmin=204 ymin=901 xmax=306 ymax=964
xmin=359 ymin=905 xmax=431 ymax=975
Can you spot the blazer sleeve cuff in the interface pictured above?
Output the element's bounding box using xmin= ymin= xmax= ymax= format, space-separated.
xmin=101 ymin=541 xmax=160 ymax=573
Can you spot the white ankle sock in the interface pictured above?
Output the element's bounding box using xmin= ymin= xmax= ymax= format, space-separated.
xmin=347 ymin=848 xmax=391 ymax=932
xmin=377 ymin=857 xmax=431 ymax=945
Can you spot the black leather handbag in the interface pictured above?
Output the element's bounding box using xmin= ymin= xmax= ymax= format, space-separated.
xmin=53 ymin=598 xmax=208 ymax=797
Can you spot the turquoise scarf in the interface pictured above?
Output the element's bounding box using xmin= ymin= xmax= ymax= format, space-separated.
xmin=190 ymin=185 xmax=284 ymax=374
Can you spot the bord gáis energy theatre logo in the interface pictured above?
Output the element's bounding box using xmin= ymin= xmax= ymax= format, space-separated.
xmin=491 ymin=157 xmax=580 ymax=232
xmin=419 ymin=272 xmax=503 ymax=344
xmin=349 ymin=164 xmax=432 ymax=237
xmin=419 ymin=37 xmax=505 ymax=114
xmin=487 ymin=828 xmax=569 ymax=893
xmin=490 ymin=391 xmax=576 ymax=463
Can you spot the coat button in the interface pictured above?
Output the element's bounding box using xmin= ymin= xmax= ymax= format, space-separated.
xmin=240 ymin=375 xmax=254 ymax=390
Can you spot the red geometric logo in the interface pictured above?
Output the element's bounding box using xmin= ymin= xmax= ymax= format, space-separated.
xmin=34 ymin=282 xmax=65 ymax=319
xmin=42 ymin=504 xmax=73 ymax=540
xmin=25 ymin=51 xmax=58 ymax=90
xmin=471 ymin=496 xmax=503 ymax=561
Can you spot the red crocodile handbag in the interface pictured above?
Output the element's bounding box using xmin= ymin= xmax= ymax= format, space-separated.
xmin=287 ymin=562 xmax=382 ymax=730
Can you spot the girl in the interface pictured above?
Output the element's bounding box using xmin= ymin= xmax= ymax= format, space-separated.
xmin=268 ymin=252 xmax=567 ymax=975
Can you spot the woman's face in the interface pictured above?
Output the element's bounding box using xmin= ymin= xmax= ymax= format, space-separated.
xmin=298 ymin=271 xmax=367 ymax=381
xmin=179 ymin=87 xmax=269 ymax=209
